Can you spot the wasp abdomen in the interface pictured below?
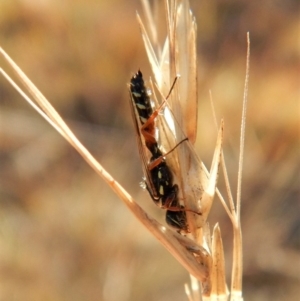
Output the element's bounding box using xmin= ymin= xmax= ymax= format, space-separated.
xmin=130 ymin=70 xmax=153 ymax=126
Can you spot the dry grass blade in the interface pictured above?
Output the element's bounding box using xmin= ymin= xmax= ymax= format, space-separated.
xmin=174 ymin=0 xmax=198 ymax=143
xmin=211 ymin=224 xmax=228 ymax=299
xmin=206 ymin=32 xmax=250 ymax=300
xmin=140 ymin=0 xmax=158 ymax=47
xmin=229 ymin=33 xmax=250 ymax=301
xmin=200 ymin=121 xmax=224 ymax=226
xmin=136 ymin=13 xmax=162 ymax=85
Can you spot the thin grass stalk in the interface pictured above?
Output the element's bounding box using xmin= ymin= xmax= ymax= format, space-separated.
xmin=230 ymin=33 xmax=250 ymax=301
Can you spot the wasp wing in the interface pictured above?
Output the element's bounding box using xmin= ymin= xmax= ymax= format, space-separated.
xmin=128 ymin=73 xmax=159 ymax=201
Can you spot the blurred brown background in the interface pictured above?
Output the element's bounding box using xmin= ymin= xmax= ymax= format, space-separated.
xmin=0 ymin=0 xmax=299 ymax=300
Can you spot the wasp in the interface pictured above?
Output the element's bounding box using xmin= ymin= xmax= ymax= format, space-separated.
xmin=129 ymin=70 xmax=196 ymax=232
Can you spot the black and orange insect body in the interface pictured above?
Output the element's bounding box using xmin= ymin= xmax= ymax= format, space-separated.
xmin=129 ymin=70 xmax=157 ymax=154
xmin=129 ymin=70 xmax=153 ymax=127
xmin=147 ymin=160 xmax=176 ymax=204
xmin=130 ymin=70 xmax=178 ymax=206
xmin=129 ymin=70 xmax=190 ymax=232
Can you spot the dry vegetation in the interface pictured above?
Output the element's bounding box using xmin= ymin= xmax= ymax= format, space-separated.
xmin=0 ymin=0 xmax=299 ymax=300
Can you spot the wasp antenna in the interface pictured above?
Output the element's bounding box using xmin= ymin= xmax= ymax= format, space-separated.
xmin=163 ymin=137 xmax=188 ymax=157
xmin=165 ymin=75 xmax=180 ymax=100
